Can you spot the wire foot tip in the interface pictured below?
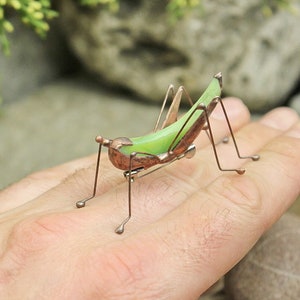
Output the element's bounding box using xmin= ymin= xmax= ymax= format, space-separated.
xmin=252 ymin=154 xmax=260 ymax=161
xmin=222 ymin=137 xmax=229 ymax=144
xmin=236 ymin=169 xmax=245 ymax=175
xmin=115 ymin=224 xmax=125 ymax=234
xmin=76 ymin=201 xmax=86 ymax=208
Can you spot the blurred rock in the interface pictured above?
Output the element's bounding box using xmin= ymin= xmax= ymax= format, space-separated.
xmin=200 ymin=279 xmax=226 ymax=300
xmin=59 ymin=0 xmax=300 ymax=111
xmin=0 ymin=16 xmax=78 ymax=104
xmin=225 ymin=213 xmax=300 ymax=300
xmin=289 ymin=93 xmax=300 ymax=115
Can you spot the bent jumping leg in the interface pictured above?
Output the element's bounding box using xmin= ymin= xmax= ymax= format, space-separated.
xmin=200 ymin=100 xmax=258 ymax=174
xmin=215 ymin=97 xmax=260 ymax=161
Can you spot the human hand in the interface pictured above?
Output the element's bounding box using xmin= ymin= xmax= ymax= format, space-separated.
xmin=0 ymin=98 xmax=299 ymax=299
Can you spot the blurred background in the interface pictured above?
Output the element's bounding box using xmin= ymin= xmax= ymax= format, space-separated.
xmin=0 ymin=1 xmax=299 ymax=299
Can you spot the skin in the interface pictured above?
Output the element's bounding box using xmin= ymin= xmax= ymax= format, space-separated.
xmin=0 ymin=98 xmax=299 ymax=299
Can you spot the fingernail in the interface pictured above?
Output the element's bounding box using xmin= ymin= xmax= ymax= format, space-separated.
xmin=286 ymin=123 xmax=300 ymax=139
xmin=259 ymin=107 xmax=299 ymax=131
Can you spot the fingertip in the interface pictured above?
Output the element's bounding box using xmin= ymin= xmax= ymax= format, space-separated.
xmin=211 ymin=97 xmax=250 ymax=122
xmin=259 ymin=107 xmax=299 ymax=132
xmin=286 ymin=123 xmax=300 ymax=139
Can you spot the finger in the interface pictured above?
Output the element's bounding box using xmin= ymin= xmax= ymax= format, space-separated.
xmin=0 ymin=155 xmax=99 ymax=213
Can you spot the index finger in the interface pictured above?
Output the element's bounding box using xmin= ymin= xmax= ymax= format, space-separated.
xmin=0 ymin=155 xmax=97 ymax=213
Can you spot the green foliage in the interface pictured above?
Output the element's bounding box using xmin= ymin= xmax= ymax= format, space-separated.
xmin=0 ymin=0 xmax=121 ymax=55
xmin=262 ymin=0 xmax=297 ymax=16
xmin=0 ymin=0 xmax=58 ymax=55
xmin=166 ymin=0 xmax=297 ymax=21
xmin=167 ymin=0 xmax=202 ymax=22
xmin=78 ymin=0 xmax=119 ymax=11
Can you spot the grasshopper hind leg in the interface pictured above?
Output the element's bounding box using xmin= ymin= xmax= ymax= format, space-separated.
xmin=115 ymin=152 xmax=138 ymax=234
xmin=216 ymin=97 xmax=260 ymax=162
xmin=200 ymin=99 xmax=259 ymax=175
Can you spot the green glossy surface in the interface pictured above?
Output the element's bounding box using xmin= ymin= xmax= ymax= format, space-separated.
xmin=120 ymin=76 xmax=221 ymax=156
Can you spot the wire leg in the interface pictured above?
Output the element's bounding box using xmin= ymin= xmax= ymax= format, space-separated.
xmin=115 ymin=152 xmax=136 ymax=234
xmin=115 ymin=151 xmax=163 ymax=234
xmin=204 ymin=127 xmax=213 ymax=143
xmin=76 ymin=143 xmax=102 ymax=208
xmin=201 ymin=104 xmax=246 ymax=175
xmin=153 ymin=85 xmax=175 ymax=132
xmin=217 ymin=97 xmax=260 ymax=161
xmin=154 ymin=85 xmax=195 ymax=132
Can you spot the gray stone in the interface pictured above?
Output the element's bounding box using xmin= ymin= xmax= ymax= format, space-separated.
xmin=0 ymin=76 xmax=160 ymax=189
xmin=0 ymin=16 xmax=76 ymax=104
xmin=59 ymin=0 xmax=300 ymax=111
xmin=199 ymin=279 xmax=226 ymax=300
xmin=289 ymin=93 xmax=300 ymax=115
xmin=225 ymin=213 xmax=300 ymax=300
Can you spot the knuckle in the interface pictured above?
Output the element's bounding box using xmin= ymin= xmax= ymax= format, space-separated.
xmin=143 ymin=175 xmax=181 ymax=210
xmin=1 ymin=216 xmax=63 ymax=282
xmin=88 ymin=241 xmax=160 ymax=299
xmin=210 ymin=175 xmax=263 ymax=216
xmin=87 ymin=250 xmax=136 ymax=298
xmin=8 ymin=215 xmax=64 ymax=256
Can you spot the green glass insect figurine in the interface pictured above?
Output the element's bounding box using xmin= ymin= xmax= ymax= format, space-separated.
xmin=76 ymin=73 xmax=259 ymax=234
